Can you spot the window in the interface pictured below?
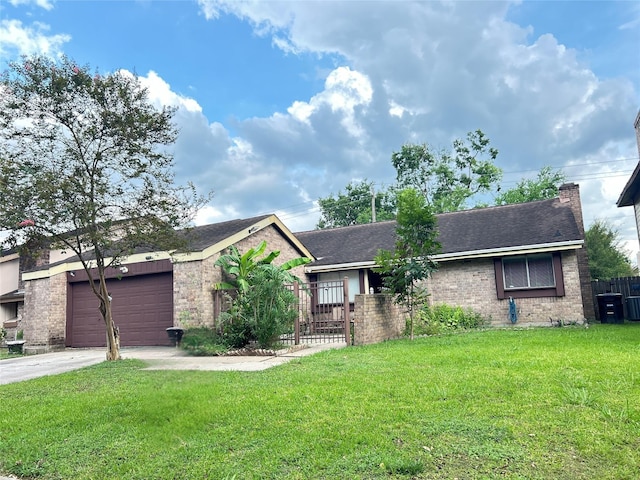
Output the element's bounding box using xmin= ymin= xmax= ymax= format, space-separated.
xmin=503 ymin=254 xmax=555 ymax=289
xmin=494 ymin=252 xmax=565 ymax=299
xmin=316 ymin=270 xmax=361 ymax=303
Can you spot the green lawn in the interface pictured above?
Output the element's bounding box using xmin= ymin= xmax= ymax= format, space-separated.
xmin=0 ymin=349 xmax=23 ymax=360
xmin=1 ymin=324 xmax=639 ymax=479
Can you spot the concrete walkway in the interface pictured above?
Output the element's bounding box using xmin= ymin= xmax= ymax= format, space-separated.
xmin=0 ymin=342 xmax=347 ymax=385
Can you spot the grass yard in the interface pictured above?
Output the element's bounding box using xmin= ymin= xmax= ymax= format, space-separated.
xmin=1 ymin=324 xmax=639 ymax=479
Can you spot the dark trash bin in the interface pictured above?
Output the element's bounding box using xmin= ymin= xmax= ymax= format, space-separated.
xmin=626 ymin=296 xmax=640 ymax=321
xmin=166 ymin=327 xmax=184 ymax=347
xmin=597 ymin=293 xmax=624 ymax=324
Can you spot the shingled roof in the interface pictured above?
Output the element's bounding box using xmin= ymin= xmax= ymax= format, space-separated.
xmin=296 ymin=197 xmax=583 ymax=268
xmin=23 ymin=214 xmax=313 ymax=277
xmin=181 ymin=214 xmax=272 ymax=251
xmin=296 ymin=221 xmax=397 ymax=267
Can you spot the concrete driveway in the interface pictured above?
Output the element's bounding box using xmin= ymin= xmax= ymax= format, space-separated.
xmin=0 ymin=343 xmax=346 ymax=385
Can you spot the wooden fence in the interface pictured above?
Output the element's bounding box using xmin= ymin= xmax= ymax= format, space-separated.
xmin=591 ymin=276 xmax=640 ymax=321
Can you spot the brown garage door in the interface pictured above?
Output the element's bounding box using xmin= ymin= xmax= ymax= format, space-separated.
xmin=69 ymin=273 xmax=173 ymax=347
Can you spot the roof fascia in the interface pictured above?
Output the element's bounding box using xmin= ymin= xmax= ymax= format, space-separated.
xmin=0 ymin=253 xmax=19 ymax=264
xmin=304 ymin=240 xmax=584 ymax=273
xmin=617 ymin=161 xmax=640 ymax=207
xmin=22 ymin=250 xmax=174 ymax=281
xmin=432 ymin=240 xmax=584 ymax=262
xmin=305 ymin=261 xmax=376 ymax=273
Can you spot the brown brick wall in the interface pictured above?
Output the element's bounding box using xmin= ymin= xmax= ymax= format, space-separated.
xmin=424 ymin=251 xmax=585 ymax=326
xmin=173 ymin=257 xmax=216 ymax=328
xmin=353 ymin=293 xmax=406 ymax=345
xmin=172 ymin=225 xmax=310 ymax=328
xmin=22 ymin=273 xmax=67 ymax=353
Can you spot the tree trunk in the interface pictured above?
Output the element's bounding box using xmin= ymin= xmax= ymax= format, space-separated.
xmin=409 ymin=284 xmax=415 ymax=340
xmin=98 ymin=270 xmax=121 ymax=361
xmin=409 ymin=308 xmax=414 ymax=341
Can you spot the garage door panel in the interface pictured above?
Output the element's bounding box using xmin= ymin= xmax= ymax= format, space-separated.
xmin=70 ymin=273 xmax=173 ymax=347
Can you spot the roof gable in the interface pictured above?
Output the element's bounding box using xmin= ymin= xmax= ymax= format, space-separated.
xmin=22 ymin=214 xmax=313 ymax=280
xmin=178 ymin=214 xmax=313 ymax=261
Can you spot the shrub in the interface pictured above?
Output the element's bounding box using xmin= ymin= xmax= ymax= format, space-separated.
xmin=235 ymin=266 xmax=299 ymax=348
xmin=180 ymin=327 xmax=229 ymax=356
xmin=220 ymin=312 xmax=253 ymax=349
xmin=213 ymin=242 xmax=309 ymax=350
xmin=414 ymin=304 xmax=488 ymax=336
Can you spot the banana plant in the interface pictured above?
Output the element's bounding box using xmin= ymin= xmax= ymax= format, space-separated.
xmin=213 ymin=241 xmax=310 ymax=295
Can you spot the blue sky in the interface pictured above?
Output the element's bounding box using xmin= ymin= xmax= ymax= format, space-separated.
xmin=1 ymin=0 xmax=639 ymax=255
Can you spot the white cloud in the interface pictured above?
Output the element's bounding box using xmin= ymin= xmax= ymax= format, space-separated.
xmin=135 ymin=71 xmax=202 ymax=113
xmin=8 ymin=0 xmax=53 ymax=10
xmin=0 ymin=19 xmax=69 ymax=58
xmin=286 ymin=66 xmax=372 ymax=137
xmin=189 ymin=1 xmax=639 ymax=236
xmin=194 ymin=204 xmax=240 ymax=225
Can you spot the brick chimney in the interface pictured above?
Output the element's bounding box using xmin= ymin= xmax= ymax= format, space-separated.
xmin=559 ymin=182 xmax=585 ymax=234
xmin=558 ymin=182 xmax=595 ymax=320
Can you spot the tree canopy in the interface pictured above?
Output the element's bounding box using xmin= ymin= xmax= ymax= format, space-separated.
xmin=316 ymin=130 xmax=505 ymax=229
xmin=0 ymin=55 xmax=208 ymax=360
xmin=316 ymin=180 xmax=395 ymax=229
xmin=495 ymin=166 xmax=566 ymax=205
xmin=391 ymin=129 xmax=502 ymax=213
xmin=585 ymin=219 xmax=636 ymax=281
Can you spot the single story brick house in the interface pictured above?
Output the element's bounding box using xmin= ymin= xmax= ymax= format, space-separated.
xmin=16 ymin=214 xmax=312 ymax=353
xmin=296 ymin=183 xmax=594 ymax=326
xmin=8 ymin=183 xmax=592 ymax=353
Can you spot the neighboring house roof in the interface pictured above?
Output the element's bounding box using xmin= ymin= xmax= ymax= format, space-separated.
xmin=617 ymin=162 xmax=640 ymax=207
xmin=0 ymin=289 xmax=24 ymax=304
xmin=297 ymin=197 xmax=583 ymax=271
xmin=22 ymin=214 xmax=313 ymax=281
xmin=617 ymin=110 xmax=640 ymax=208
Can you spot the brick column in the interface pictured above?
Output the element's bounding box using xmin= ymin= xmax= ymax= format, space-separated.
xmin=559 ymin=183 xmax=596 ymax=320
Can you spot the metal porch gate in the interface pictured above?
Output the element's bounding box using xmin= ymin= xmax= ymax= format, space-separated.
xmin=281 ymin=278 xmax=351 ymax=346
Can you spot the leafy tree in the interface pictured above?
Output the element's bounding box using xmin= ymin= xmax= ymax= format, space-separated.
xmin=391 ymin=129 xmax=502 ymax=213
xmin=585 ymin=220 xmax=636 ymax=281
xmin=317 ymin=180 xmax=395 ymax=229
xmin=374 ymin=189 xmax=440 ymax=339
xmin=495 ymin=166 xmax=566 ymax=205
xmin=214 ymin=241 xmax=310 ymax=348
xmin=0 ymin=55 xmax=207 ymax=361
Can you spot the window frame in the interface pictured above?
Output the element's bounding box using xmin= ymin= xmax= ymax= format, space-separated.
xmin=494 ymin=252 xmax=565 ymax=299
